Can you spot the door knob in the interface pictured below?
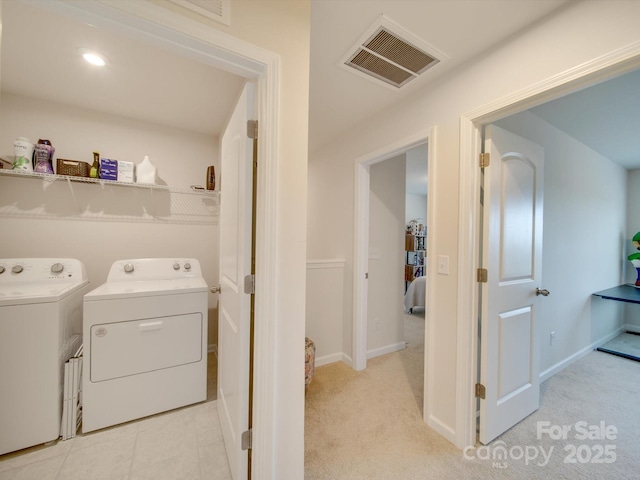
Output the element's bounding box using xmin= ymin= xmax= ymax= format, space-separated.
xmin=536 ymin=288 xmax=550 ymax=296
xmin=210 ymin=285 xmax=222 ymax=294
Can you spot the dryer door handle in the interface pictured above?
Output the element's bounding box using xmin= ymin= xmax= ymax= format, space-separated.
xmin=139 ymin=321 xmax=163 ymax=331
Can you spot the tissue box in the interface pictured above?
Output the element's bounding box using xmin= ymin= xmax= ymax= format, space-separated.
xmin=118 ymin=160 xmax=134 ymax=183
xmin=99 ymin=158 xmax=118 ymax=181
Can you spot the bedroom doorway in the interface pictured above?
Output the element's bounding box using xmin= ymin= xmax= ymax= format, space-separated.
xmin=353 ymin=126 xmax=436 ymax=423
xmin=457 ymin=46 xmax=640 ymax=449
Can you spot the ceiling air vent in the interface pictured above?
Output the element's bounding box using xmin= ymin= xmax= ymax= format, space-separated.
xmin=166 ymin=0 xmax=230 ymax=26
xmin=341 ymin=16 xmax=446 ymax=89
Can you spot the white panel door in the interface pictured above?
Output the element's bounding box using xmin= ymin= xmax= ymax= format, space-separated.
xmin=218 ymin=82 xmax=254 ymax=479
xmin=479 ymin=125 xmax=545 ymax=444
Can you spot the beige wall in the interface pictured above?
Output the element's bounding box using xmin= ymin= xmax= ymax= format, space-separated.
xmin=305 ymin=260 xmax=346 ymax=365
xmin=307 ymin=0 xmax=640 ymax=443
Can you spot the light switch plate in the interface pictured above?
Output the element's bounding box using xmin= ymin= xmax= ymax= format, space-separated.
xmin=437 ymin=255 xmax=449 ymax=275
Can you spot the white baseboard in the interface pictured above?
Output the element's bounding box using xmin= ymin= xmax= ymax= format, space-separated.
xmin=341 ymin=353 xmax=353 ymax=367
xmin=314 ymin=352 xmax=354 ymax=367
xmin=624 ymin=323 xmax=640 ymax=334
xmin=315 ymin=353 xmax=343 ymax=367
xmin=367 ymin=341 xmax=406 ymax=360
xmin=312 ymin=350 xmax=389 ymax=369
xmin=426 ymin=413 xmax=457 ymax=446
xmin=539 ymin=325 xmax=626 ymax=383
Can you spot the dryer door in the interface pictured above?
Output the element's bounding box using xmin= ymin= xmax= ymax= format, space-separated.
xmin=90 ymin=313 xmax=202 ymax=382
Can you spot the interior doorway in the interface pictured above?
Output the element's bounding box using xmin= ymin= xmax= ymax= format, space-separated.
xmin=353 ymin=126 xmax=436 ymax=423
xmin=457 ymin=45 xmax=640 ymax=449
xmin=367 ymin=144 xmax=427 ymax=360
xmin=0 ymin=0 xmax=283 ymax=474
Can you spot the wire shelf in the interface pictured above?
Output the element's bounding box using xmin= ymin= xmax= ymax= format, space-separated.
xmin=0 ymin=169 xmax=219 ymax=225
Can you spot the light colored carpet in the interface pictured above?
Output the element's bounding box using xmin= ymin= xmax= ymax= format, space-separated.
xmin=304 ymin=310 xmax=640 ymax=479
xmin=597 ymin=332 xmax=640 ymax=361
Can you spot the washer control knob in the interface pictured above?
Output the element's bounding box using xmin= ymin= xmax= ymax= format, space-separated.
xmin=51 ymin=263 xmax=64 ymax=274
xmin=184 ymin=262 xmax=191 ymax=271
xmin=0 ymin=266 xmax=4 ymax=274
xmin=124 ymin=263 xmax=135 ymax=273
xmin=173 ymin=263 xmax=181 ymax=271
xmin=12 ymin=265 xmax=24 ymax=274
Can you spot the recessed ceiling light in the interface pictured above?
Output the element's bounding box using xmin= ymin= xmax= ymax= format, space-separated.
xmin=79 ymin=49 xmax=107 ymax=67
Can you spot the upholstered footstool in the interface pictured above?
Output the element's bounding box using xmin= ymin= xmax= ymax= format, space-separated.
xmin=305 ymin=337 xmax=316 ymax=388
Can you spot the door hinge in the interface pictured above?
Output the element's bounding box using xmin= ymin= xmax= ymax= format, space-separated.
xmin=479 ymin=152 xmax=490 ymax=168
xmin=244 ymin=274 xmax=255 ymax=294
xmin=247 ymin=120 xmax=258 ymax=140
xmin=241 ymin=429 xmax=252 ymax=450
xmin=477 ymin=268 xmax=488 ymax=283
xmin=475 ymin=383 xmax=486 ymax=399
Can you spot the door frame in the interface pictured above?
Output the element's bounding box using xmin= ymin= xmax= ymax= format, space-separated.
xmin=36 ymin=0 xmax=282 ymax=474
xmin=456 ymin=42 xmax=640 ymax=448
xmin=353 ymin=126 xmax=436 ymax=421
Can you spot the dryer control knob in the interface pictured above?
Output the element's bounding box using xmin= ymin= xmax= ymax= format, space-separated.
xmin=173 ymin=263 xmax=181 ymax=270
xmin=184 ymin=262 xmax=191 ymax=271
xmin=0 ymin=266 xmax=4 ymax=274
xmin=51 ymin=263 xmax=64 ymax=274
xmin=124 ymin=263 xmax=135 ymax=273
xmin=12 ymin=265 xmax=23 ymax=274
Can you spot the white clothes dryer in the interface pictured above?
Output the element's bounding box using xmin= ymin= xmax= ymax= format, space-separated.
xmin=0 ymin=258 xmax=89 ymax=455
xmin=82 ymin=258 xmax=208 ymax=433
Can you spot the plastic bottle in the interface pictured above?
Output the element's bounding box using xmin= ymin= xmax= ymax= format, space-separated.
xmin=33 ymin=139 xmax=54 ymax=174
xmin=135 ymin=156 xmax=157 ymax=184
xmin=90 ymin=151 xmax=100 ymax=178
xmin=12 ymin=137 xmax=34 ymax=172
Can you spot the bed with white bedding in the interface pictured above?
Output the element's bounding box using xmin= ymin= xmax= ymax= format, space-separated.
xmin=404 ymin=275 xmax=426 ymax=312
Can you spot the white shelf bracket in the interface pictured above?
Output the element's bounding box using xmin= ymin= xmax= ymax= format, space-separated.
xmin=65 ymin=177 xmax=82 ymax=213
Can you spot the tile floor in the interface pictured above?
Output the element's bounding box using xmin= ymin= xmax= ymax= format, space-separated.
xmin=0 ymin=353 xmax=231 ymax=480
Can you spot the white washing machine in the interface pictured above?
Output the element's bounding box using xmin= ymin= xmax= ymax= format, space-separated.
xmin=0 ymin=258 xmax=89 ymax=455
xmin=82 ymin=258 xmax=208 ymax=433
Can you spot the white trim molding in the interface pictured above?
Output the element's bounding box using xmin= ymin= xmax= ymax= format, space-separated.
xmin=307 ymin=259 xmax=347 ymax=269
xmin=315 ymin=353 xmax=346 ymax=367
xmin=367 ymin=342 xmax=407 ymax=359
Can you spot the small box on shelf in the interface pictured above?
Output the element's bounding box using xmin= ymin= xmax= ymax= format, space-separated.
xmin=99 ymin=158 xmax=118 ymax=180
xmin=118 ymin=161 xmax=134 ymax=183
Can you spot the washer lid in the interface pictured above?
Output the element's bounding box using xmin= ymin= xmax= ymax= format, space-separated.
xmin=0 ymin=280 xmax=89 ymax=306
xmin=84 ymin=278 xmax=208 ymax=301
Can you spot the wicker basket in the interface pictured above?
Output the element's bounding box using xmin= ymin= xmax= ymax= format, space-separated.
xmin=56 ymin=159 xmax=90 ymax=177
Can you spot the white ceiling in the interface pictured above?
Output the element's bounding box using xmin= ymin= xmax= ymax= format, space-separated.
xmin=529 ymin=68 xmax=640 ymax=169
xmin=2 ymin=0 xmax=638 ymax=170
xmin=0 ymin=0 xmax=245 ymax=137
xmin=308 ymin=0 xmax=570 ymax=152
